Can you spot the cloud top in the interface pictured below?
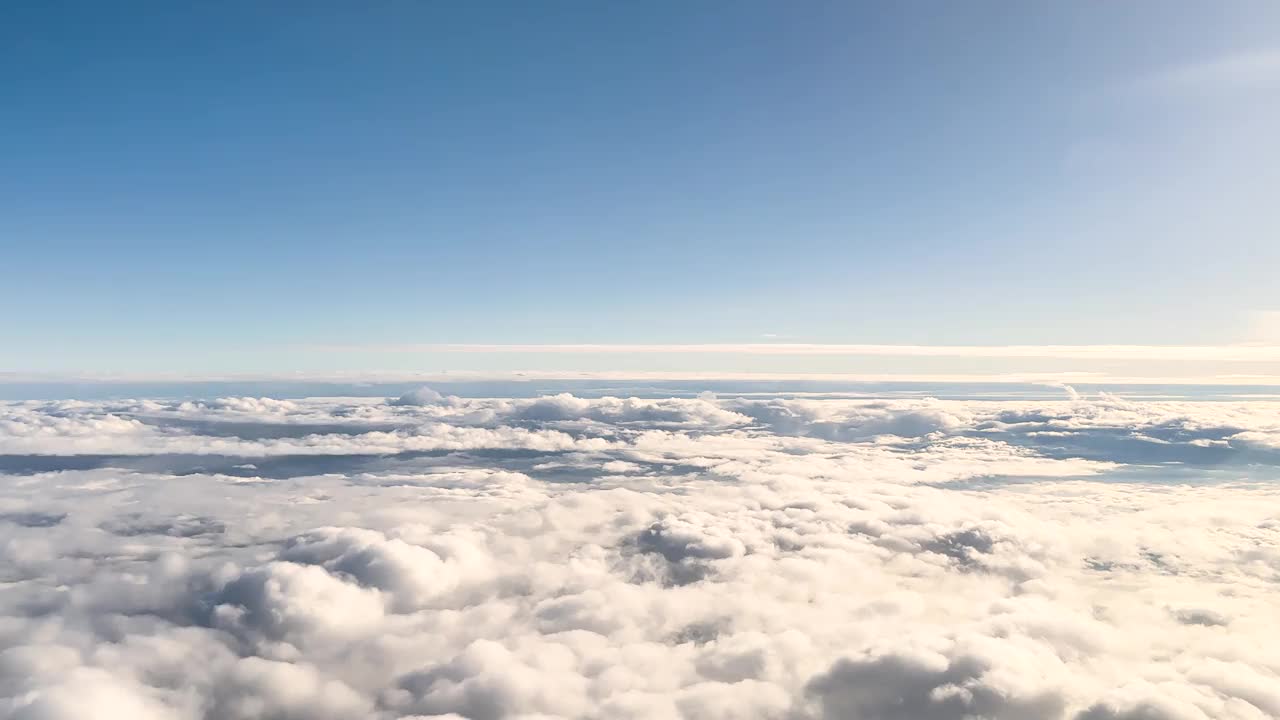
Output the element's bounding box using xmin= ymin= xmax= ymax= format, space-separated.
xmin=2 ymin=389 xmax=1278 ymax=719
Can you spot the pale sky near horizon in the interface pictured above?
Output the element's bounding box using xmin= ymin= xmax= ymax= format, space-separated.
xmin=3 ymin=1 xmax=1279 ymax=378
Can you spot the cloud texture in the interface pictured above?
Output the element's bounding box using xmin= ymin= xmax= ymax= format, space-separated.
xmin=2 ymin=389 xmax=1279 ymax=719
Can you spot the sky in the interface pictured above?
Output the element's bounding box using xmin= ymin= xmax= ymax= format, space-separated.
xmin=3 ymin=1 xmax=1280 ymax=378
xmin=6 ymin=8 xmax=1280 ymax=714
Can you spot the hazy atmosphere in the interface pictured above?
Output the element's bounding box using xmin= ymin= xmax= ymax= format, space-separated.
xmin=2 ymin=3 xmax=1279 ymax=720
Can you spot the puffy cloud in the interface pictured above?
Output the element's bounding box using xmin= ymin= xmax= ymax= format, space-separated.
xmin=278 ymin=527 xmax=495 ymax=612
xmin=1 ymin=389 xmax=1279 ymax=719
xmin=730 ymin=397 xmax=969 ymax=440
xmin=391 ymin=387 xmax=445 ymax=406
xmin=178 ymin=397 xmax=301 ymax=415
xmin=803 ymin=644 xmax=1068 ymax=720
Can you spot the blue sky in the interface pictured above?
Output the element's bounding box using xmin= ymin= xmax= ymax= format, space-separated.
xmin=3 ymin=1 xmax=1279 ymax=377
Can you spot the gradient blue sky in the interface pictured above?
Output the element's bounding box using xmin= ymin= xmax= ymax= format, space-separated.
xmin=3 ymin=1 xmax=1279 ymax=377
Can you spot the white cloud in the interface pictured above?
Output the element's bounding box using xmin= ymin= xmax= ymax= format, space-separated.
xmin=2 ymin=390 xmax=1279 ymax=719
xmin=390 ymin=388 xmax=445 ymax=406
xmin=310 ymin=343 xmax=1280 ymax=362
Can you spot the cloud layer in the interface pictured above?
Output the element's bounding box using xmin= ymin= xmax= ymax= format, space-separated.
xmin=313 ymin=343 xmax=1280 ymax=361
xmin=2 ymin=388 xmax=1279 ymax=719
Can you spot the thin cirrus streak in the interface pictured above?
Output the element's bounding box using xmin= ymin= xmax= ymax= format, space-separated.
xmin=306 ymin=343 xmax=1280 ymax=361
xmin=4 ymin=371 xmax=1280 ymax=386
xmin=1141 ymin=46 xmax=1280 ymax=94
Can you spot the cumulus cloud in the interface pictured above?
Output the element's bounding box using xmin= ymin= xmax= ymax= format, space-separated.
xmin=391 ymin=387 xmax=445 ymax=406
xmin=1 ymin=388 xmax=1279 ymax=719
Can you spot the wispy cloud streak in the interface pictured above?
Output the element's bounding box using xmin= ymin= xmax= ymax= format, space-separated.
xmin=308 ymin=343 xmax=1280 ymax=361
